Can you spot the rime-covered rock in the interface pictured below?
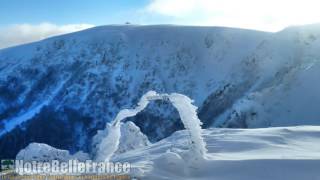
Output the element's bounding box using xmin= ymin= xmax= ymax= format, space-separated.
xmin=16 ymin=143 xmax=89 ymax=162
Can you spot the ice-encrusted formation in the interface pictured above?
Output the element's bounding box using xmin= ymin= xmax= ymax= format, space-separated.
xmin=94 ymin=91 xmax=207 ymax=162
xmin=168 ymin=93 xmax=207 ymax=159
xmin=94 ymin=91 xmax=158 ymax=161
xmin=92 ymin=121 xmax=151 ymax=160
xmin=116 ymin=121 xmax=151 ymax=154
xmin=16 ymin=143 xmax=90 ymax=162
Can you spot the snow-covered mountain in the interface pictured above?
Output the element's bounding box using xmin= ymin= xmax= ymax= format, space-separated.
xmin=1 ymin=24 xmax=320 ymax=159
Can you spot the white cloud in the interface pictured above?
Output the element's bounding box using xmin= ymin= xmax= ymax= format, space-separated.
xmin=146 ymin=0 xmax=197 ymax=17
xmin=0 ymin=23 xmax=94 ymax=49
xmin=145 ymin=0 xmax=320 ymax=32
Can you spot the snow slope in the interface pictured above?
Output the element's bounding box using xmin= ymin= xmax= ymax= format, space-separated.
xmin=114 ymin=126 xmax=320 ymax=180
xmin=1 ymin=24 xmax=320 ymax=159
xmin=207 ymin=25 xmax=320 ymax=128
xmin=0 ymin=25 xmax=268 ymax=157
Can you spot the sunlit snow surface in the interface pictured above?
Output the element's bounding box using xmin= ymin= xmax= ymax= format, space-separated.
xmin=14 ymin=126 xmax=320 ymax=179
xmin=114 ymin=126 xmax=320 ymax=180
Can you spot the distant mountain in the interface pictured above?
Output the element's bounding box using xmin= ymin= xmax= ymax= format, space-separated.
xmin=1 ymin=24 xmax=320 ymax=159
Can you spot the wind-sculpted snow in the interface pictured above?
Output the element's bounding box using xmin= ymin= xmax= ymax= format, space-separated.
xmin=113 ymin=126 xmax=320 ymax=179
xmin=94 ymin=91 xmax=207 ymax=162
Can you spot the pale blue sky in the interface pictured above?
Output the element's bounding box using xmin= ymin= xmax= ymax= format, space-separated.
xmin=1 ymin=0 xmax=320 ymax=48
xmin=0 ymin=0 xmax=152 ymax=25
